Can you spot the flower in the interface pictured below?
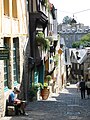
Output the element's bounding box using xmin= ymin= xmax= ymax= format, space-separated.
xmin=44 ymin=82 xmax=48 ymax=88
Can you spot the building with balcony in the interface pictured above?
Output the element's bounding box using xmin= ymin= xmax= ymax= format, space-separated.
xmin=27 ymin=0 xmax=62 ymax=100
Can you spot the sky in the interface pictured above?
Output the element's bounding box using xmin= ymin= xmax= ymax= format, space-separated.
xmin=50 ymin=0 xmax=90 ymax=26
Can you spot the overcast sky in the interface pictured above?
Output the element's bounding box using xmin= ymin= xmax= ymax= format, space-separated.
xmin=50 ymin=0 xmax=90 ymax=26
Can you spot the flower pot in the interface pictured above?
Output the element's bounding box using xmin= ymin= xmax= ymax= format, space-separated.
xmin=41 ymin=88 xmax=50 ymax=100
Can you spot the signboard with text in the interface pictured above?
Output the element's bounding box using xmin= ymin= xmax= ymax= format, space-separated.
xmin=0 ymin=49 xmax=9 ymax=60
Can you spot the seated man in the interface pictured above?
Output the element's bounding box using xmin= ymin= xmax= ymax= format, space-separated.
xmin=8 ymin=87 xmax=28 ymax=115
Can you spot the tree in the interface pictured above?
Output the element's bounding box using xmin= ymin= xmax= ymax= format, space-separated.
xmin=62 ymin=16 xmax=72 ymax=24
xmin=72 ymin=41 xmax=81 ymax=48
xmin=81 ymin=33 xmax=90 ymax=42
xmin=80 ymin=33 xmax=90 ymax=47
xmin=72 ymin=33 xmax=90 ymax=48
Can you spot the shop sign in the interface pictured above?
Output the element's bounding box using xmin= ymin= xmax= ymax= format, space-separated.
xmin=0 ymin=49 xmax=9 ymax=60
xmin=58 ymin=49 xmax=63 ymax=55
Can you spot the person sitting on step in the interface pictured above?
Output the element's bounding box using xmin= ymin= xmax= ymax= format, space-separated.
xmin=8 ymin=87 xmax=28 ymax=116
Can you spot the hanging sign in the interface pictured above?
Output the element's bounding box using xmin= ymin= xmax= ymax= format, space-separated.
xmin=0 ymin=48 xmax=9 ymax=60
xmin=58 ymin=48 xmax=63 ymax=55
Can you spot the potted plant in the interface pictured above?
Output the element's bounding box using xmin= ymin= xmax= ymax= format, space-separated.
xmin=29 ymin=86 xmax=37 ymax=101
xmin=29 ymin=83 xmax=42 ymax=101
xmin=41 ymin=82 xmax=50 ymax=100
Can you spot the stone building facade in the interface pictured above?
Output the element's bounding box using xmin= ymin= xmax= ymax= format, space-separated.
xmin=0 ymin=0 xmax=29 ymax=117
xmin=58 ymin=23 xmax=90 ymax=48
xmin=69 ymin=48 xmax=90 ymax=83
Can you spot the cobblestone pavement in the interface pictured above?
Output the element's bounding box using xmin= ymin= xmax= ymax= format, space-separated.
xmin=1 ymin=84 xmax=90 ymax=120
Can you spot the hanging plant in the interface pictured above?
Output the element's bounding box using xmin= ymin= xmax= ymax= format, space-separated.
xmin=36 ymin=32 xmax=44 ymax=45
xmin=36 ymin=32 xmax=50 ymax=51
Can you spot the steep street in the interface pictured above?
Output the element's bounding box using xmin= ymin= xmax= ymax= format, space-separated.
xmin=1 ymin=84 xmax=90 ymax=120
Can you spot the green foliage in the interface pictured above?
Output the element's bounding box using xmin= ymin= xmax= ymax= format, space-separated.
xmin=46 ymin=75 xmax=52 ymax=81
xmin=43 ymin=82 xmax=48 ymax=88
xmin=62 ymin=16 xmax=72 ymax=24
xmin=29 ymin=82 xmax=43 ymax=101
xmin=36 ymin=32 xmax=50 ymax=50
xmin=53 ymin=54 xmax=59 ymax=66
xmin=32 ymin=82 xmax=43 ymax=90
xmin=29 ymin=87 xmax=37 ymax=101
xmin=72 ymin=33 xmax=90 ymax=48
xmin=81 ymin=33 xmax=90 ymax=42
xmin=36 ymin=32 xmax=45 ymax=44
xmin=80 ymin=33 xmax=90 ymax=47
xmin=45 ymin=38 xmax=50 ymax=51
xmin=72 ymin=41 xmax=81 ymax=48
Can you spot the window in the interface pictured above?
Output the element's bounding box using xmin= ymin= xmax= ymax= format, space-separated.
xmin=12 ymin=0 xmax=17 ymax=18
xmin=4 ymin=60 xmax=8 ymax=88
xmin=13 ymin=38 xmax=19 ymax=84
xmin=4 ymin=37 xmax=9 ymax=89
xmin=4 ymin=0 xmax=9 ymax=16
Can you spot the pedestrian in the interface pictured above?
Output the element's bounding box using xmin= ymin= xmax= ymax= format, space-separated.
xmin=76 ymin=81 xmax=80 ymax=92
xmin=85 ymin=79 xmax=90 ymax=98
xmin=79 ymin=79 xmax=86 ymax=99
xmin=8 ymin=87 xmax=28 ymax=115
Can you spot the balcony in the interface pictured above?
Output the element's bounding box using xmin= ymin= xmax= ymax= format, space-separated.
xmin=30 ymin=11 xmax=48 ymax=30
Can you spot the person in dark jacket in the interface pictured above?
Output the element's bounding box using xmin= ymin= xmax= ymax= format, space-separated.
xmin=79 ymin=79 xmax=86 ymax=99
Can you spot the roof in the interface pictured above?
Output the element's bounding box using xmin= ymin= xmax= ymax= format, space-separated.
xmin=70 ymin=48 xmax=88 ymax=64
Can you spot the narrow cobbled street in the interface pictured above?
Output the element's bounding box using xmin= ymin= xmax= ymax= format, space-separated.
xmin=1 ymin=84 xmax=90 ymax=120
